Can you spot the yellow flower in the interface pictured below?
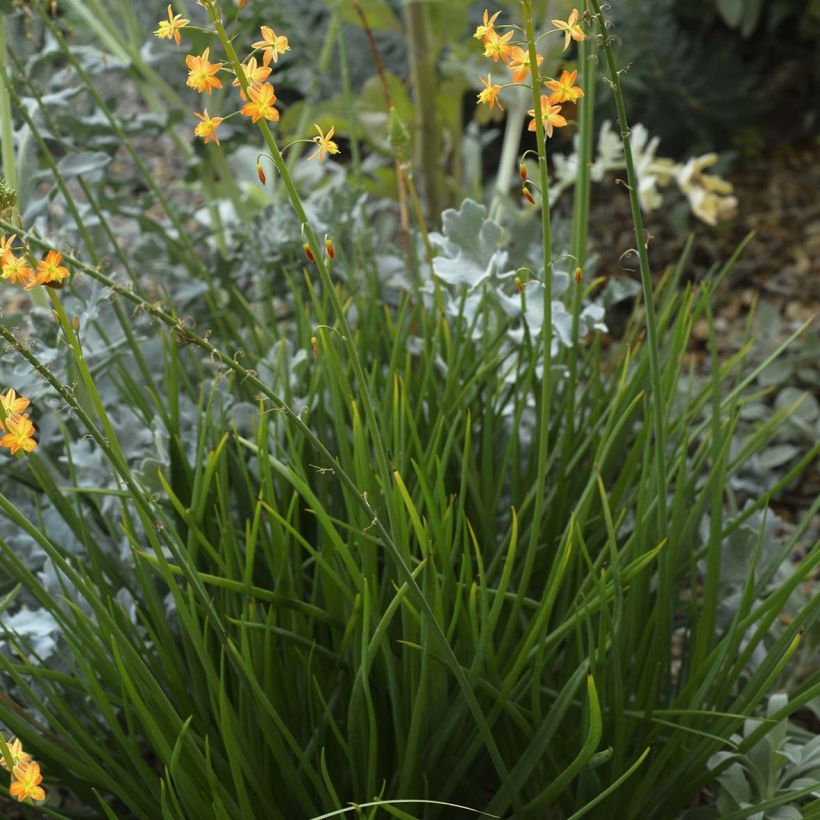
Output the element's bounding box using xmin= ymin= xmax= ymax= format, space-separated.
xmin=36 ymin=250 xmax=70 ymax=287
xmin=477 ymin=74 xmax=503 ymax=111
xmin=252 ymin=26 xmax=289 ymax=66
xmin=0 ymin=737 xmax=32 ymax=770
xmin=527 ymin=95 xmax=567 ymax=138
xmin=240 ymin=83 xmax=279 ymax=123
xmin=552 ymin=8 xmax=585 ymax=52
xmin=482 ymin=29 xmax=514 ymax=62
xmin=193 ymin=110 xmax=223 ymax=145
xmin=0 ymin=234 xmax=15 ymax=254
xmin=474 ymin=9 xmax=501 ymax=42
xmin=232 ymin=56 xmax=272 ymax=100
xmin=1 ymin=251 xmax=34 ymax=288
xmin=154 ymin=4 xmax=189 ymax=47
xmin=186 ymin=48 xmax=223 ymax=95
xmin=308 ymin=124 xmax=340 ymax=162
xmin=545 ymin=69 xmax=584 ymax=104
xmin=9 ymin=760 xmax=45 ymax=802
xmin=1 ymin=413 xmax=37 ymax=455
xmin=505 ymin=46 xmax=543 ymax=84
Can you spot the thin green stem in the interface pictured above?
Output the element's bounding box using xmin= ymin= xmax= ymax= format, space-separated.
xmin=589 ymin=0 xmax=667 ymax=534
xmin=522 ymin=0 xmax=554 ymax=571
xmin=0 ymin=13 xmax=16 ymax=205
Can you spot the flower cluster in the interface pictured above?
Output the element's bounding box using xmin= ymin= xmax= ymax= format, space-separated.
xmin=154 ymin=5 xmax=339 ymax=163
xmin=0 ymin=387 xmax=37 ymax=456
xmin=1 ymin=736 xmax=46 ymax=803
xmin=473 ymin=8 xmax=587 ymax=139
xmin=1 ymin=234 xmax=70 ymax=291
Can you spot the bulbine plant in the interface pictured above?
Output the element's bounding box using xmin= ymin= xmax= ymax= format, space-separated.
xmin=0 ymin=1 xmax=816 ymax=818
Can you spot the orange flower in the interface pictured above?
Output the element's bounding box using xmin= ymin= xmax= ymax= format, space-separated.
xmin=477 ymin=74 xmax=503 ymax=111
xmin=241 ymin=83 xmax=279 ymax=123
xmin=154 ymin=4 xmax=189 ymax=47
xmin=232 ymin=56 xmax=272 ymax=100
xmin=186 ymin=48 xmax=223 ymax=94
xmin=527 ymin=95 xmax=567 ymax=137
xmin=193 ymin=110 xmax=223 ymax=145
xmin=0 ymin=738 xmax=31 ymax=770
xmin=1 ymin=414 xmax=37 ymax=455
xmin=252 ymin=26 xmax=289 ymax=66
xmin=552 ymin=8 xmax=585 ymax=52
xmin=1 ymin=251 xmax=34 ymax=288
xmin=482 ymin=29 xmax=514 ymax=63
xmin=474 ymin=9 xmax=501 ymax=42
xmin=308 ymin=124 xmax=340 ymax=162
xmin=36 ymin=250 xmax=70 ymax=286
xmin=505 ymin=46 xmax=543 ymax=84
xmin=0 ymin=388 xmax=30 ymax=431
xmin=9 ymin=761 xmax=45 ymax=802
xmin=545 ymin=69 xmax=584 ymax=104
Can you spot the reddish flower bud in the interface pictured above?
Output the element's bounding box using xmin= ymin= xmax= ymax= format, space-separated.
xmin=514 ymin=276 xmax=525 ymax=294
xmin=574 ymin=266 xmax=582 ymax=284
xmin=257 ymin=162 xmax=266 ymax=185
xmin=519 ymin=161 xmax=527 ymax=181
xmin=302 ymin=243 xmax=315 ymax=263
xmin=325 ymin=238 xmax=335 ymax=260
xmin=522 ymin=186 xmax=535 ymax=205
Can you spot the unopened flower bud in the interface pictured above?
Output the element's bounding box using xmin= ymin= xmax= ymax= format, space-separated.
xmin=72 ymin=315 xmax=80 ymax=332
xmin=514 ymin=276 xmax=525 ymax=294
xmin=522 ymin=186 xmax=535 ymax=205
xmin=257 ymin=162 xmax=266 ymax=185
xmin=311 ymin=335 xmax=319 ymax=357
xmin=325 ymin=238 xmax=335 ymax=260
xmin=574 ymin=266 xmax=582 ymax=284
xmin=519 ymin=162 xmax=527 ymax=182
xmin=302 ymin=243 xmax=314 ymax=263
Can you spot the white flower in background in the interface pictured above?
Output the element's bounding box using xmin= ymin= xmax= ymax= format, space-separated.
xmin=675 ymin=153 xmax=738 ymax=226
xmin=549 ymin=120 xmax=736 ymax=225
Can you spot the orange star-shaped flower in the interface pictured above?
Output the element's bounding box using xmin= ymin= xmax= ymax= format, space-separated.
xmin=193 ymin=110 xmax=223 ymax=145
xmin=240 ymin=83 xmax=279 ymax=123
xmin=545 ymin=69 xmax=584 ymax=104
xmin=252 ymin=26 xmax=289 ymax=66
xmin=0 ymin=388 xmax=30 ymax=431
xmin=35 ymin=250 xmax=70 ymax=287
xmin=505 ymin=46 xmax=543 ymax=84
xmin=482 ymin=29 xmax=514 ymax=63
xmin=477 ymin=74 xmax=503 ymax=111
xmin=1 ymin=251 xmax=34 ymax=288
xmin=154 ymin=4 xmax=189 ymax=47
xmin=308 ymin=124 xmax=340 ymax=162
xmin=0 ymin=234 xmax=15 ymax=255
xmin=552 ymin=8 xmax=585 ymax=52
xmin=1 ymin=414 xmax=37 ymax=455
xmin=0 ymin=737 xmax=32 ymax=770
xmin=527 ymin=95 xmax=567 ymax=138
xmin=474 ymin=9 xmax=501 ymax=42
xmin=232 ymin=56 xmax=272 ymax=100
xmin=186 ymin=48 xmax=223 ymax=94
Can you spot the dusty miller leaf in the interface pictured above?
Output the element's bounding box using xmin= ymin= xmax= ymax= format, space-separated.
xmin=431 ymin=199 xmax=513 ymax=289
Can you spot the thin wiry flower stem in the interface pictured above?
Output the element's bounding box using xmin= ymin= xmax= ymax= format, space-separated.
xmin=521 ymin=0 xmax=554 ymax=583
xmin=589 ymin=0 xmax=668 ymax=534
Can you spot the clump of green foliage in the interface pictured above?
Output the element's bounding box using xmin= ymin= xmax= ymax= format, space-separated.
xmin=0 ymin=1 xmax=816 ymax=818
